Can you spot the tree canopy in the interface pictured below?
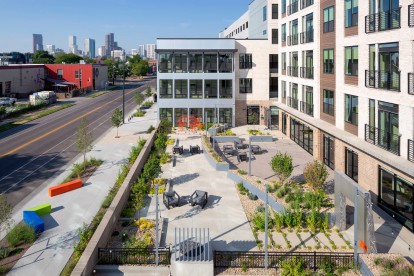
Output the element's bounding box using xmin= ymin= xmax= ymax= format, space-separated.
xmin=131 ymin=60 xmax=149 ymax=76
xmin=32 ymin=50 xmax=55 ymax=64
xmin=55 ymin=53 xmax=83 ymax=64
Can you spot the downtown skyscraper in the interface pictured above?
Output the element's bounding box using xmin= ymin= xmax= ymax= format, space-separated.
xmin=32 ymin=34 xmax=43 ymax=53
xmin=69 ymin=35 xmax=78 ymax=54
xmin=84 ymin=38 xmax=95 ymax=58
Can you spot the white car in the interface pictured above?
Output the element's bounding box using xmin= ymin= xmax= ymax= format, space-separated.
xmin=0 ymin=97 xmax=17 ymax=106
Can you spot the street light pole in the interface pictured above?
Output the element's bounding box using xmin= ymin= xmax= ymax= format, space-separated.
xmin=122 ymin=53 xmax=125 ymax=123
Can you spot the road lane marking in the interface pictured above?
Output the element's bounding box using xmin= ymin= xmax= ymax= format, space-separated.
xmin=0 ymin=87 xmax=142 ymax=159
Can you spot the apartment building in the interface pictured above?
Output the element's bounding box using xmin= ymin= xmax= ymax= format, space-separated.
xmin=279 ymin=0 xmax=414 ymax=232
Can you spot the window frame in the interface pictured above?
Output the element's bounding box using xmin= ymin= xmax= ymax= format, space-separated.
xmin=345 ymin=46 xmax=358 ymax=76
xmin=239 ymin=53 xmax=253 ymax=69
xmin=219 ymin=79 xmax=233 ymax=99
xmin=344 ymin=94 xmax=358 ymax=125
xmin=272 ymin=4 xmax=278 ymax=19
xmin=323 ymin=6 xmax=335 ymax=33
xmin=345 ymin=148 xmax=358 ymax=183
xmin=323 ymin=89 xmax=334 ymax=116
xmin=345 ymin=0 xmax=358 ymax=28
xmin=323 ymin=49 xmax=334 ymax=74
xmin=272 ymin=29 xmax=279 ymax=44
xmin=239 ymin=78 xmax=253 ymax=94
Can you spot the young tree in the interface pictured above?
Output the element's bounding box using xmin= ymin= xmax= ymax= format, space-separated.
xmin=0 ymin=194 xmax=13 ymax=235
xmin=270 ymin=152 xmax=293 ymax=185
xmin=135 ymin=92 xmax=145 ymax=107
xmin=76 ymin=117 xmax=93 ymax=172
xmin=248 ymin=112 xmax=259 ymax=130
xmin=145 ymin=86 xmax=152 ymax=98
xmin=304 ymin=160 xmax=328 ymax=192
xmin=111 ymin=108 xmax=123 ymax=138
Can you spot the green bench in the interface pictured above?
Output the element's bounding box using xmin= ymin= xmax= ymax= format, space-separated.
xmin=28 ymin=203 xmax=52 ymax=216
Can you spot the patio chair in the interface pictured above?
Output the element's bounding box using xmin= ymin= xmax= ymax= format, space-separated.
xmin=238 ymin=151 xmax=248 ymax=162
xmin=173 ymin=145 xmax=184 ymax=155
xmin=189 ymin=190 xmax=208 ymax=209
xmin=234 ymin=140 xmax=248 ymax=150
xmin=223 ymin=145 xmax=234 ymax=155
xmin=190 ymin=145 xmax=200 ymax=154
xmin=251 ymin=145 xmax=262 ymax=154
xmin=163 ymin=190 xmax=181 ymax=209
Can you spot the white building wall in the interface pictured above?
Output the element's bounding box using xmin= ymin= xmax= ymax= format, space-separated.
xmin=248 ymin=0 xmax=269 ymax=39
xmin=219 ymin=11 xmax=249 ymax=39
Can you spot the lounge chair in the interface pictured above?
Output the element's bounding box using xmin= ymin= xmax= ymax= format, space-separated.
xmin=189 ymin=190 xmax=208 ymax=209
xmin=163 ymin=191 xmax=181 ymax=209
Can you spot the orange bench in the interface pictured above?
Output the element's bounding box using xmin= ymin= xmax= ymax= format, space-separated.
xmin=48 ymin=179 xmax=83 ymax=197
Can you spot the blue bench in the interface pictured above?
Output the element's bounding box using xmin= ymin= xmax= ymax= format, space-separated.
xmin=23 ymin=210 xmax=44 ymax=233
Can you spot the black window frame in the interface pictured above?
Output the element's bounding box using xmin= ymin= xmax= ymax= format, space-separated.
xmin=323 ymin=89 xmax=334 ymax=116
xmin=323 ymin=135 xmax=335 ymax=169
xmin=204 ymin=80 xmax=218 ymax=98
xmin=272 ymin=4 xmax=278 ymax=19
xmin=189 ymin=80 xmax=203 ymax=99
xmin=345 ymin=94 xmax=358 ymax=125
xmin=219 ymin=79 xmax=232 ymax=99
xmin=239 ymin=53 xmax=253 ymax=69
xmin=323 ymin=48 xmax=334 ymax=74
xmin=345 ymin=46 xmax=358 ymax=76
xmin=240 ymin=78 xmax=253 ymax=93
xmin=323 ymin=6 xmax=335 ymax=33
xmin=345 ymin=148 xmax=358 ymax=183
xmin=344 ymin=0 xmax=358 ymax=28
xmin=174 ymin=79 xmax=188 ymax=99
xmin=272 ymin=29 xmax=279 ymax=44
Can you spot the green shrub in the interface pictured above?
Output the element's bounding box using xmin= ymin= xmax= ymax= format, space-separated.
xmin=142 ymin=101 xmax=154 ymax=107
xmin=280 ymin=256 xmax=308 ymax=276
xmin=146 ymin=125 xmax=155 ymax=133
xmin=0 ymin=247 xmax=10 ymax=260
xmin=285 ymin=193 xmax=295 ymax=203
xmin=121 ymin=207 xmax=135 ymax=218
xmin=237 ymin=169 xmax=247 ymax=175
xmin=236 ymin=182 xmax=248 ymax=195
xmin=248 ymin=193 xmax=258 ymax=200
xmin=159 ymin=152 xmax=170 ymax=164
xmin=270 ymin=152 xmax=293 ymax=185
xmin=216 ymin=129 xmax=236 ymax=136
xmin=6 ymin=223 xmax=37 ymax=247
xmin=256 ymin=205 xmax=265 ymax=213
xmin=134 ymin=110 xmax=146 ymax=117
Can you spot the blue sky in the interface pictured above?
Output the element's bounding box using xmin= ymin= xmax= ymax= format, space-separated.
xmin=0 ymin=0 xmax=252 ymax=53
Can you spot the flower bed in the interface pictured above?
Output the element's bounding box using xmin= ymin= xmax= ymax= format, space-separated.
xmin=360 ymin=253 xmax=414 ymax=275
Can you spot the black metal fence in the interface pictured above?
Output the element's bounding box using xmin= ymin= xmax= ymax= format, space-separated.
xmin=214 ymin=251 xmax=355 ymax=271
xmin=365 ymin=8 xmax=401 ymax=33
xmin=300 ymin=29 xmax=314 ymax=44
xmin=365 ymin=124 xmax=401 ymax=156
xmin=409 ymin=73 xmax=414 ymax=95
xmin=408 ymin=139 xmax=414 ymax=163
xmin=97 ymin=247 xmax=171 ymax=265
xmin=365 ymin=70 xmax=401 ymax=92
xmin=409 ymin=4 xmax=414 ymax=27
xmin=300 ymin=101 xmax=314 ymax=116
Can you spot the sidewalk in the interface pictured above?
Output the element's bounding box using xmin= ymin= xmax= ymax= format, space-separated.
xmin=6 ymin=103 xmax=158 ymax=275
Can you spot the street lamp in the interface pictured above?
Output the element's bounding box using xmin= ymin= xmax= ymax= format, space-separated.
xmin=122 ymin=52 xmax=126 ymax=123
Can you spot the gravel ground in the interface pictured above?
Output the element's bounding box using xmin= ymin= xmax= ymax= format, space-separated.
xmin=360 ymin=253 xmax=414 ymax=275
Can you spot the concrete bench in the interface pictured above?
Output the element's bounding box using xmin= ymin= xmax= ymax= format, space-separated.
xmin=28 ymin=203 xmax=52 ymax=216
xmin=49 ymin=179 xmax=83 ymax=197
xmin=23 ymin=210 xmax=44 ymax=233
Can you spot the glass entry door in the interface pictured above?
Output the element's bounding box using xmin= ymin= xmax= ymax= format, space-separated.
xmin=247 ymin=106 xmax=260 ymax=125
xmin=270 ymin=106 xmax=279 ymax=130
xmin=378 ymin=101 xmax=399 ymax=153
xmin=379 ymin=43 xmax=399 ymax=90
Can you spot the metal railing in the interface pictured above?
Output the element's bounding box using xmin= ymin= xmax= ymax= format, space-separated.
xmin=409 ymin=73 xmax=414 ymax=95
xmin=287 ymin=34 xmax=299 ymax=46
xmin=98 ymin=247 xmax=171 ymax=265
xmin=409 ymin=139 xmax=414 ymax=162
xmin=287 ymin=66 xmax=299 ymax=77
xmin=214 ymin=251 xmax=355 ymax=271
xmin=300 ymin=29 xmax=314 ymax=43
xmin=300 ymin=67 xmax=314 ymax=79
xmin=287 ymin=1 xmax=299 ymax=15
xmin=365 ymin=124 xmax=401 ymax=156
xmin=300 ymin=101 xmax=314 ymax=116
xmin=300 ymin=0 xmax=313 ymax=10
xmin=323 ymin=102 xmax=334 ymax=116
xmin=409 ymin=4 xmax=414 ymax=27
xmin=365 ymin=70 xmax=401 ymax=91
xmin=287 ymin=96 xmax=298 ymax=109
xmin=365 ymin=8 xmax=401 ymax=33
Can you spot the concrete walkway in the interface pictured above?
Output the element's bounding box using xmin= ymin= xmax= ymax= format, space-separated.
xmin=6 ymin=102 xmax=158 ymax=275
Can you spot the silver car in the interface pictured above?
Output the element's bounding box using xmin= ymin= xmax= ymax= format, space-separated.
xmin=0 ymin=97 xmax=17 ymax=106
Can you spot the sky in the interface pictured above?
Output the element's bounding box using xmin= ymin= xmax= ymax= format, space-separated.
xmin=0 ymin=0 xmax=252 ymax=53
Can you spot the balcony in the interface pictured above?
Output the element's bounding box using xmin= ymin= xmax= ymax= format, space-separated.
xmin=365 ymin=70 xmax=401 ymax=91
xmin=409 ymin=73 xmax=414 ymax=95
xmin=287 ymin=1 xmax=299 ymax=15
xmin=300 ymin=0 xmax=313 ymax=9
xmin=409 ymin=4 xmax=414 ymax=27
xmin=300 ymin=30 xmax=314 ymax=44
xmin=365 ymin=8 xmax=401 ymax=33
xmin=365 ymin=124 xmax=401 ymax=156
xmin=300 ymin=67 xmax=314 ymax=79
xmin=300 ymin=101 xmax=313 ymax=116
xmin=287 ymin=97 xmax=299 ymax=110
xmin=409 ymin=139 xmax=414 ymax=162
xmin=287 ymin=34 xmax=299 ymax=46
xmin=287 ymin=66 xmax=299 ymax=77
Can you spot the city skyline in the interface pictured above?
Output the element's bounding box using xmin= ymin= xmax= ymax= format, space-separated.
xmin=1 ymin=0 xmax=251 ymax=53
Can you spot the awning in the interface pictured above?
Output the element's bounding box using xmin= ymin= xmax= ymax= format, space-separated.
xmin=45 ymin=77 xmax=62 ymax=84
xmin=52 ymin=84 xmax=69 ymax=87
xmin=61 ymin=81 xmax=76 ymax=85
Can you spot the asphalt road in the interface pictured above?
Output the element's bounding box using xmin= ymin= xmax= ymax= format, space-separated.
xmin=0 ymin=77 xmax=156 ymax=207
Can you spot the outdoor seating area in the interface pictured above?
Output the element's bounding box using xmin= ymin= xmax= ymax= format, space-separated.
xmin=163 ymin=190 xmax=181 ymax=209
xmin=250 ymin=145 xmax=262 ymax=154
xmin=173 ymin=145 xmax=184 ymax=155
xmin=190 ymin=145 xmax=200 ymax=154
xmin=223 ymin=145 xmax=234 ymax=155
xmin=234 ymin=140 xmax=249 ymax=150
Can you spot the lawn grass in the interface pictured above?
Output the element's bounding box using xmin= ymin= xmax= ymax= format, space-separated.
xmin=0 ymin=103 xmax=75 ymax=133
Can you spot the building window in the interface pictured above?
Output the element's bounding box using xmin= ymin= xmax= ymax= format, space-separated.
xmin=190 ymin=80 xmax=203 ymax=99
xmin=282 ymin=0 xmax=286 ymax=14
xmin=345 ymin=46 xmax=358 ymax=76
xmin=282 ymin=53 xmax=286 ymax=70
xmin=379 ymin=167 xmax=414 ymax=231
xmin=174 ymin=53 xmax=187 ymax=73
xmin=174 ymin=108 xmax=188 ymax=127
xmin=75 ymin=70 xmax=79 ymax=79
xmin=323 ymin=49 xmax=334 ymax=74
xmin=246 ymin=21 xmax=248 ymax=28
xmin=189 ymin=53 xmax=203 ymax=73
xmin=323 ymin=89 xmax=334 ymax=116
xmin=269 ymin=77 xmax=278 ymax=98
xmin=159 ymin=79 xmax=173 ymax=98
xmin=345 ymin=148 xmax=358 ymax=182
xmin=282 ymin=24 xmax=286 ymax=42
xmin=204 ymin=53 xmax=218 ymax=73
xmin=240 ymin=78 xmax=252 ymax=93
xmin=219 ymin=108 xmax=233 ymax=126
xmin=290 ymin=118 xmax=313 ymax=155
xmin=272 ymin=29 xmax=278 ymax=44
xmin=282 ymin=81 xmax=286 ymax=98
xmin=57 ymin=69 xmax=63 ymax=79
xmin=323 ymin=6 xmax=334 ymax=33
xmin=368 ymin=99 xmax=375 ymax=140
xmin=159 ymin=108 xmax=173 ymax=124
xmin=219 ymin=53 xmax=233 ymax=73
xmin=345 ymin=94 xmax=358 ymax=125
xmin=174 ymin=80 xmax=188 ymax=98
xmin=269 ymin=54 xmax=278 ymax=70
xmin=272 ymin=4 xmax=278 ymax=19
xmin=204 ymin=80 xmax=217 ymax=98
xmin=240 ymin=53 xmax=252 ymax=69
xmin=263 ymin=6 xmax=267 ymax=21
xmin=323 ymin=135 xmax=335 ymax=169
xmin=219 ymin=80 xmax=232 ymax=99
xmin=158 ymin=53 xmax=172 ymax=73
xmin=345 ymin=0 xmax=358 ymax=27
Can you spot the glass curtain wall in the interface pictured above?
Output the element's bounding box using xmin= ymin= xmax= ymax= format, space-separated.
xmin=174 ymin=80 xmax=188 ymax=98
xmin=174 ymin=53 xmax=187 ymax=73
xmin=204 ymin=80 xmax=218 ymax=98
xmin=158 ymin=53 xmax=173 ymax=73
xmin=189 ymin=53 xmax=203 ymax=73
xmin=175 ymin=108 xmax=188 ymax=127
xmin=219 ymin=108 xmax=232 ymax=126
xmin=159 ymin=79 xmax=173 ymax=98
xmin=159 ymin=108 xmax=173 ymax=124
xmin=204 ymin=53 xmax=218 ymax=73
xmin=219 ymin=80 xmax=232 ymax=99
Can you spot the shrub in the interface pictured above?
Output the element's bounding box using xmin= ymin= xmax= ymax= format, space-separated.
xmin=142 ymin=101 xmax=154 ymax=107
xmin=134 ymin=110 xmax=146 ymax=117
xmin=73 ymin=223 xmax=93 ymax=258
xmin=6 ymin=223 xmax=36 ymax=247
xmin=121 ymin=207 xmax=135 ymax=218
xmin=304 ymin=160 xmax=328 ymax=192
xmin=146 ymin=125 xmax=155 ymax=133
xmin=216 ymin=129 xmax=236 ymax=136
xmin=280 ymin=257 xmax=308 ymax=276
xmin=306 ymin=210 xmax=320 ymax=232
xmin=248 ymin=193 xmax=258 ymax=200
xmin=237 ymin=169 xmax=247 ymax=175
xmin=166 ymin=138 xmax=175 ymax=145
xmin=159 ymin=152 xmax=170 ymax=164
xmin=0 ymin=247 xmax=10 ymax=260
xmin=236 ymin=182 xmax=248 ymax=195
xmin=141 ymin=153 xmax=161 ymax=181
xmin=270 ymin=152 xmax=293 ymax=185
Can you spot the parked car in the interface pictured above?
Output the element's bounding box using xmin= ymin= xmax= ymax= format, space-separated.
xmin=0 ymin=97 xmax=17 ymax=106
